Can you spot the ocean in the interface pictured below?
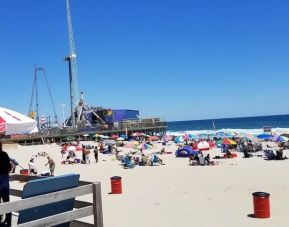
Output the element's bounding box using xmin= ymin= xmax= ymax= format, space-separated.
xmin=167 ymin=114 xmax=289 ymax=135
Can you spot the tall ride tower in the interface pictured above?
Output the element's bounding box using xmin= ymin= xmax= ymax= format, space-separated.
xmin=65 ymin=0 xmax=79 ymax=128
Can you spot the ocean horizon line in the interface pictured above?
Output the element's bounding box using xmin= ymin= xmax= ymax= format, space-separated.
xmin=167 ymin=113 xmax=289 ymax=123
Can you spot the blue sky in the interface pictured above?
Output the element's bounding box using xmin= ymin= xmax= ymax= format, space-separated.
xmin=1 ymin=0 xmax=289 ymax=121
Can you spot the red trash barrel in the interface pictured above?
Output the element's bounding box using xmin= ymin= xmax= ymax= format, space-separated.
xmin=111 ymin=176 xmax=122 ymax=194
xmin=252 ymin=192 xmax=270 ymax=218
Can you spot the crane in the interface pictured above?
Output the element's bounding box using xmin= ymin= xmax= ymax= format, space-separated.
xmin=65 ymin=0 xmax=79 ymax=110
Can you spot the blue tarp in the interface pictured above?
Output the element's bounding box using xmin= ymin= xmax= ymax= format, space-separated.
xmin=175 ymin=146 xmax=198 ymax=157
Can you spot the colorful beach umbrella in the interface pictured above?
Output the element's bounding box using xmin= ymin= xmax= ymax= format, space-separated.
xmin=148 ymin=136 xmax=160 ymax=141
xmin=138 ymin=143 xmax=154 ymax=150
xmin=111 ymin=134 xmax=119 ymax=139
xmin=222 ymin=138 xmax=237 ymax=145
xmin=116 ymin=137 xmax=125 ymax=141
xmin=174 ymin=136 xmax=184 ymax=143
xmin=225 ymin=131 xmax=238 ymax=138
xmin=273 ymin=135 xmax=289 ymax=142
xmin=197 ymin=133 xmax=209 ymax=139
xmin=124 ymin=141 xmax=139 ymax=148
xmin=184 ymin=134 xmax=197 ymax=140
xmin=162 ymin=135 xmax=173 ymax=141
xmin=215 ymin=132 xmax=225 ymax=138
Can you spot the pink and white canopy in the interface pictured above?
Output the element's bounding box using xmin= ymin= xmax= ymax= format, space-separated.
xmin=0 ymin=107 xmax=38 ymax=135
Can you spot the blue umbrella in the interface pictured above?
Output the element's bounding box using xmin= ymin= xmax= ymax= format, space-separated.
xmin=175 ymin=136 xmax=184 ymax=143
xmin=120 ymin=134 xmax=128 ymax=139
xmin=257 ymin=134 xmax=273 ymax=140
xmin=215 ymin=132 xmax=225 ymax=138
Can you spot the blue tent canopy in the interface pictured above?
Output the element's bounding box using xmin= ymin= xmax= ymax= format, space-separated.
xmin=257 ymin=134 xmax=273 ymax=140
xmin=175 ymin=146 xmax=198 ymax=157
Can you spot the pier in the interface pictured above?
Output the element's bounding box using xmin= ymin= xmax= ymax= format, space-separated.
xmin=5 ymin=118 xmax=167 ymax=145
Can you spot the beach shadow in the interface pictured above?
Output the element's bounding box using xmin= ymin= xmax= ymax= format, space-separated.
xmin=247 ymin=214 xmax=255 ymax=218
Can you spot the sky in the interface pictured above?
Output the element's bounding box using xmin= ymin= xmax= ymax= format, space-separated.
xmin=1 ymin=0 xmax=289 ymax=122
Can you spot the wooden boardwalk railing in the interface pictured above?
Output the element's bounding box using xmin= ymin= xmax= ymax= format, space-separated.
xmin=0 ymin=174 xmax=103 ymax=227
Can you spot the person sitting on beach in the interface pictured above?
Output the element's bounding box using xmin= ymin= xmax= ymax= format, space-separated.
xmin=28 ymin=158 xmax=37 ymax=175
xmin=226 ymin=150 xmax=233 ymax=158
xmin=140 ymin=154 xmax=149 ymax=166
xmin=199 ymin=154 xmax=205 ymax=166
xmin=205 ymin=154 xmax=210 ymax=165
xmin=151 ymin=154 xmax=163 ymax=166
xmin=243 ymin=149 xmax=253 ymax=158
xmin=160 ymin=147 xmax=166 ymax=155
xmin=276 ymin=149 xmax=285 ymax=160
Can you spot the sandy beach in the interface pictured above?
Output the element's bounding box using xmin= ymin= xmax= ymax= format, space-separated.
xmin=4 ymin=141 xmax=289 ymax=227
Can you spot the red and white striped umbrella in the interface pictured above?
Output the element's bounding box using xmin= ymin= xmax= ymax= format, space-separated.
xmin=0 ymin=107 xmax=38 ymax=135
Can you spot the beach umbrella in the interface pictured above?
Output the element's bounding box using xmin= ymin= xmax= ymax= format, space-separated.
xmin=93 ymin=134 xmax=101 ymax=138
xmin=215 ymin=132 xmax=225 ymax=138
xmin=148 ymin=136 xmax=159 ymax=141
xmin=116 ymin=137 xmax=125 ymax=141
xmin=184 ymin=134 xmax=197 ymax=140
xmin=273 ymin=135 xmax=289 ymax=142
xmin=124 ymin=141 xmax=139 ymax=148
xmin=225 ymin=131 xmax=237 ymax=138
xmin=257 ymin=134 xmax=273 ymax=140
xmin=111 ymin=134 xmax=119 ymax=139
xmin=188 ymin=134 xmax=197 ymax=140
xmin=67 ymin=146 xmax=77 ymax=152
xmin=0 ymin=107 xmax=38 ymax=135
xmin=82 ymin=134 xmax=89 ymax=137
xmin=132 ymin=132 xmax=144 ymax=137
xmin=138 ymin=143 xmax=154 ymax=150
xmin=174 ymin=136 xmax=184 ymax=143
xmin=197 ymin=133 xmax=209 ymax=139
xmin=120 ymin=134 xmax=128 ymax=139
xmin=104 ymin=140 xmax=116 ymax=145
xmin=162 ymin=135 xmax=173 ymax=141
xmin=222 ymin=138 xmax=237 ymax=145
xmin=234 ymin=133 xmax=247 ymax=138
xmin=197 ymin=141 xmax=210 ymax=151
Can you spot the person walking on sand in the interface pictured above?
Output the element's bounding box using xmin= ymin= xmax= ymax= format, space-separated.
xmin=0 ymin=141 xmax=12 ymax=226
xmin=45 ymin=156 xmax=55 ymax=177
xmin=93 ymin=146 xmax=99 ymax=163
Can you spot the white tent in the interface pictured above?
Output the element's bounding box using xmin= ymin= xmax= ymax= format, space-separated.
xmin=0 ymin=107 xmax=38 ymax=135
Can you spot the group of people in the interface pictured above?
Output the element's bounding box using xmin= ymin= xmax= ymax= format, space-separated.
xmin=189 ymin=153 xmax=212 ymax=166
xmin=120 ymin=153 xmax=164 ymax=168
xmin=28 ymin=155 xmax=55 ymax=177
